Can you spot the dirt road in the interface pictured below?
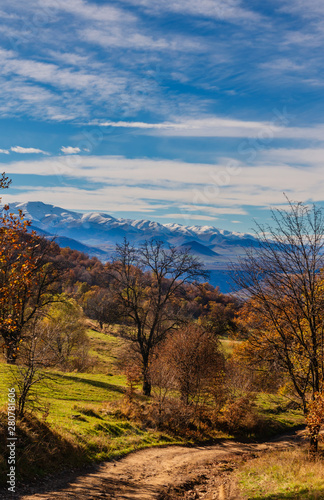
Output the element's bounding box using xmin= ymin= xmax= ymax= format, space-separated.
xmin=4 ymin=430 xmax=305 ymax=500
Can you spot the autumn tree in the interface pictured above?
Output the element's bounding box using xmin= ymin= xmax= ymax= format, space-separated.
xmin=111 ymin=238 xmax=207 ymax=396
xmin=81 ymin=286 xmax=119 ymax=329
xmin=159 ymin=324 xmax=225 ymax=405
xmin=232 ymin=200 xmax=324 ymax=453
xmin=0 ymin=206 xmax=58 ymax=363
xmin=200 ymin=301 xmax=239 ymax=337
xmin=39 ymin=298 xmax=91 ymax=371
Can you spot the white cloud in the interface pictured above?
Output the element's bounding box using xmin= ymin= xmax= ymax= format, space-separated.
xmin=283 ymin=30 xmax=322 ymax=48
xmin=91 ymin=116 xmax=324 ymax=140
xmin=92 ymin=120 xmax=185 ymax=129
xmin=279 ymin=0 xmax=324 ymax=17
xmin=260 ymin=58 xmax=306 ymax=72
xmin=258 ymin=147 xmax=324 ymax=166
xmin=179 ymin=205 xmax=247 ymax=215
xmin=0 ymin=48 xmax=168 ymax=121
xmin=0 ymin=0 xmax=321 ymax=128
xmin=40 ymin=0 xmax=206 ymax=53
xmin=0 ymin=149 xmax=9 ymax=154
xmin=3 ymin=186 xmax=166 ymax=213
xmin=83 ymin=27 xmax=204 ymax=52
xmin=61 ymin=146 xmax=81 ymax=154
xmin=120 ymin=0 xmax=260 ymax=23
xmin=10 ymin=146 xmax=48 ymax=154
xmin=4 ymin=151 xmax=324 ymax=216
xmin=156 ymin=214 xmax=219 ymax=221
xmin=0 ymin=51 xmax=124 ymax=95
xmin=44 ymin=0 xmax=136 ymax=24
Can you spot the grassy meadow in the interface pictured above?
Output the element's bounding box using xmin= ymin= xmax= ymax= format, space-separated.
xmin=0 ymin=329 xmax=181 ymax=485
xmin=0 ymin=326 xmax=307 ymax=490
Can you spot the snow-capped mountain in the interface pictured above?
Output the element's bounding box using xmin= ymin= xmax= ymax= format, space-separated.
xmin=7 ymin=201 xmax=258 ymax=292
xmin=8 ymin=201 xmax=256 ymax=249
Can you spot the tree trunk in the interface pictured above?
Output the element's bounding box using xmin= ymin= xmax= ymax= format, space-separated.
xmin=6 ymin=343 xmax=18 ymax=364
xmin=142 ymin=360 xmax=151 ymax=396
xmin=180 ymin=386 xmax=189 ymax=405
xmin=142 ymin=377 xmax=151 ymax=397
xmin=141 ymin=351 xmax=152 ymax=396
xmin=309 ymin=430 xmax=319 ymax=455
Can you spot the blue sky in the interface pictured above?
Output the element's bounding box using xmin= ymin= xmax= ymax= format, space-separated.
xmin=0 ymin=0 xmax=324 ymax=231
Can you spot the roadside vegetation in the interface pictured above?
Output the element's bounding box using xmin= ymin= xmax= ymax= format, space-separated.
xmin=236 ymin=446 xmax=324 ymax=499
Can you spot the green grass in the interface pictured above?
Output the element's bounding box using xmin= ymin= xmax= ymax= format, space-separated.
xmin=220 ymin=337 xmax=241 ymax=356
xmin=86 ymin=327 xmax=125 ymax=373
xmin=236 ymin=447 xmax=324 ymax=499
xmin=0 ymin=363 xmax=180 ymax=485
xmin=0 ymin=331 xmax=181 ymax=486
xmin=255 ymin=392 xmax=304 ymax=435
xmin=0 ymin=329 xmax=306 ymax=488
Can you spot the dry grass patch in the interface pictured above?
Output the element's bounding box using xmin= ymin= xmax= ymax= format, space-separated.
xmin=236 ymin=446 xmax=324 ymax=499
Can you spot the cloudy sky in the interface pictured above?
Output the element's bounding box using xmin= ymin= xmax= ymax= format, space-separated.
xmin=0 ymin=0 xmax=323 ymax=231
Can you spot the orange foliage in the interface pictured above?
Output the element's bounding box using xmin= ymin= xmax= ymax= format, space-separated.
xmin=0 ymin=206 xmax=56 ymax=362
xmin=306 ymin=392 xmax=324 ymax=454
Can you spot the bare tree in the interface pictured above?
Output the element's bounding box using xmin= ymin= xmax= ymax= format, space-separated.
xmin=10 ymin=319 xmax=54 ymax=417
xmin=232 ymin=200 xmax=324 ymax=453
xmin=111 ymin=238 xmax=208 ymax=396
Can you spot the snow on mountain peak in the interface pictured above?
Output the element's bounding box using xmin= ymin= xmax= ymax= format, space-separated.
xmin=6 ymin=201 xmax=254 ymax=246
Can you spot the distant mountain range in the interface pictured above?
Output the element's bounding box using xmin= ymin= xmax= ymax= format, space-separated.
xmin=8 ymin=201 xmax=258 ymax=292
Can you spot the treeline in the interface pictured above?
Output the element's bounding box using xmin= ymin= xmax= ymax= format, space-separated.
xmin=59 ymin=247 xmax=240 ymax=331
